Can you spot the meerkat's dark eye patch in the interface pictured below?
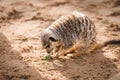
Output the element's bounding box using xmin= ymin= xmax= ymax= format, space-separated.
xmin=49 ymin=37 xmax=57 ymax=42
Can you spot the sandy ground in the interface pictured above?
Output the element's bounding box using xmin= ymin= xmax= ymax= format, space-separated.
xmin=0 ymin=0 xmax=120 ymax=80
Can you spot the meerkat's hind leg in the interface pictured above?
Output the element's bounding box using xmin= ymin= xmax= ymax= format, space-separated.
xmin=87 ymin=42 xmax=102 ymax=53
xmin=63 ymin=43 xmax=85 ymax=58
xmin=57 ymin=41 xmax=86 ymax=58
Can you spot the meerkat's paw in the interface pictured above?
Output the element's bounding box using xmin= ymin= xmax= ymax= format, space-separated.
xmin=50 ymin=52 xmax=59 ymax=59
xmin=58 ymin=55 xmax=72 ymax=59
xmin=66 ymin=54 xmax=74 ymax=58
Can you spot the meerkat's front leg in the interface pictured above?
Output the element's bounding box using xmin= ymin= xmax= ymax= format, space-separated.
xmin=58 ymin=44 xmax=83 ymax=58
xmin=63 ymin=41 xmax=87 ymax=58
xmin=66 ymin=44 xmax=83 ymax=57
xmin=56 ymin=46 xmax=65 ymax=57
xmin=50 ymin=45 xmax=63 ymax=58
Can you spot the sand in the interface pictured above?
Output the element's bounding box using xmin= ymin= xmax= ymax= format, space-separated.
xmin=0 ymin=0 xmax=120 ymax=80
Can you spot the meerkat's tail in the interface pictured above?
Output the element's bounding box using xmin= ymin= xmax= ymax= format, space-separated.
xmin=90 ymin=39 xmax=120 ymax=52
xmin=104 ymin=40 xmax=120 ymax=46
xmin=98 ymin=39 xmax=120 ymax=49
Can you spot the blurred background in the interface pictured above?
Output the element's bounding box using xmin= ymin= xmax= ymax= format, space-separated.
xmin=0 ymin=0 xmax=120 ymax=80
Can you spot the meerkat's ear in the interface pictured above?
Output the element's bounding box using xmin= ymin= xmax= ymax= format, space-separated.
xmin=49 ymin=37 xmax=58 ymax=42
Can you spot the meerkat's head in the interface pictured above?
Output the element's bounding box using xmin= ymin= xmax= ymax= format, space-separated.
xmin=40 ymin=30 xmax=58 ymax=53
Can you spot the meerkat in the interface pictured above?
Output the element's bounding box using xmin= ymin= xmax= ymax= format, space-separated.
xmin=40 ymin=11 xmax=120 ymax=58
